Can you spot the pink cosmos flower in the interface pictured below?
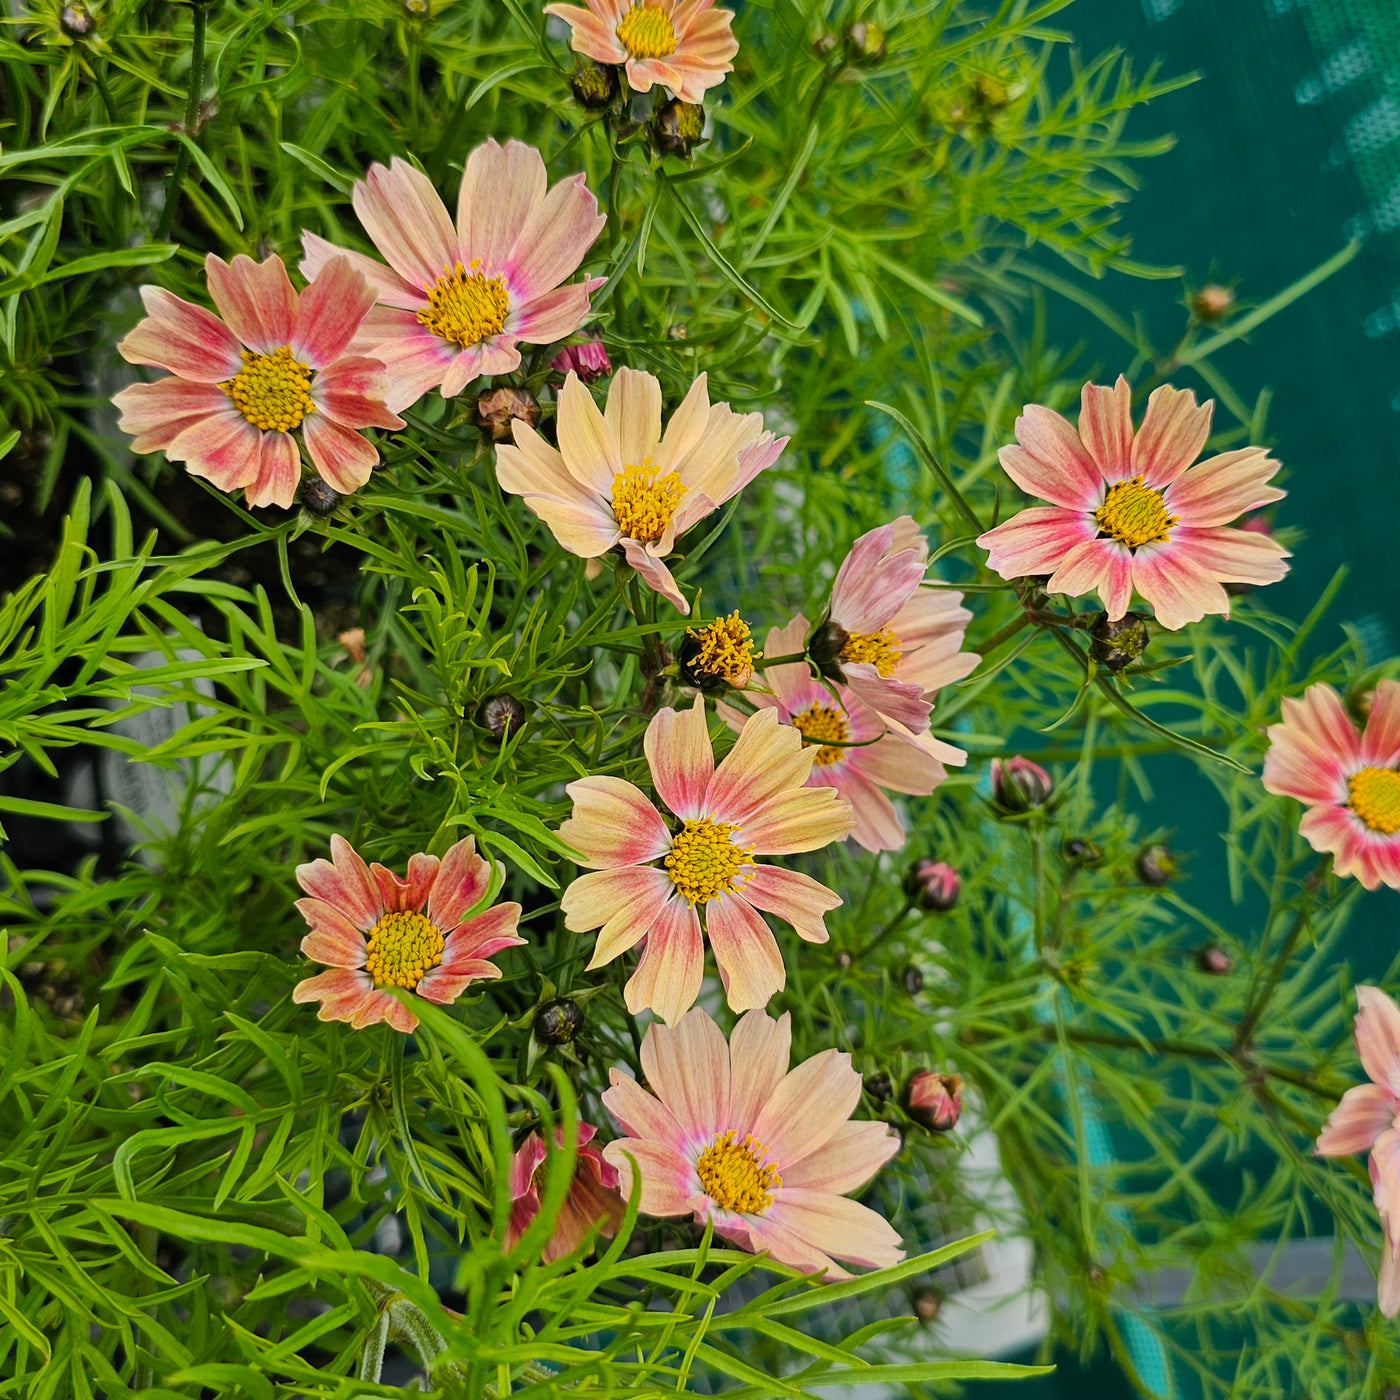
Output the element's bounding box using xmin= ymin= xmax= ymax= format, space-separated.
xmin=559 ymin=696 xmax=852 ymax=1023
xmin=112 ymin=254 xmax=403 ymax=509
xmin=504 ymin=1123 xmax=625 ymax=1262
xmin=1262 ymin=680 xmax=1400 ymax=890
xmin=717 ymin=616 xmax=963 ymax=853
xmin=551 ymin=337 xmax=612 ymax=383
xmin=602 ymin=1007 xmax=903 ymax=1278
xmin=975 ymin=377 xmax=1291 ymax=630
xmin=1315 ymin=985 xmax=1400 ymax=1316
xmin=496 ymin=368 xmax=787 ymax=614
xmin=544 ymin=0 xmax=739 ymax=105
xmin=291 ymin=835 xmax=525 ymax=1033
xmin=816 ymin=517 xmax=978 ymax=738
xmin=300 ymin=140 xmax=605 ymax=413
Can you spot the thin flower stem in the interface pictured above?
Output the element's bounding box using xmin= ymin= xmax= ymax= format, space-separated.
xmin=155 ymin=2 xmax=209 ymax=242
xmin=853 ymin=900 xmax=913 ymax=960
xmin=977 ymin=612 xmax=1033 ymax=654
xmin=90 ymin=64 xmax=119 ymax=123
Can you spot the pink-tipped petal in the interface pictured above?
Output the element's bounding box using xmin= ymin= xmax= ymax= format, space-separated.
xmin=295 ymin=897 xmax=369 ymax=968
xmin=204 ymin=253 xmax=297 ymax=354
xmin=245 ymin=429 xmax=300 ymax=509
xmin=1356 ymin=986 xmax=1400 ymax=1094
xmin=779 ymin=1120 xmax=901 ymax=1194
xmin=1046 ymin=537 xmax=1135 ymax=620
xmin=625 ymin=895 xmax=705 ymax=1024
xmin=559 ymin=776 xmax=671 ymax=870
xmin=1132 ymin=384 xmax=1213 ymax=488
xmin=300 ymin=230 xmax=424 ymax=311
xmin=735 ymin=785 xmax=854 ymax=856
xmin=303 ymin=413 xmax=377 ymax=496
xmin=840 ymin=666 xmax=933 ymax=734
xmin=353 ymin=157 xmax=459 ymax=289
xmin=118 ymin=286 xmax=244 ymax=382
xmin=356 ymin=309 xmax=459 ymax=414
xmin=311 ymin=356 xmax=403 ymax=431
xmin=112 ymin=378 xmax=231 ymax=454
xmin=603 ymin=1137 xmax=695 ymax=1216
xmin=739 ymin=864 xmax=840 ymax=943
xmin=976 ymin=506 xmax=1098 ymax=580
xmin=296 ymin=834 xmax=384 ymax=929
xmin=508 ymin=280 xmax=595 ymax=344
xmin=292 ymin=255 xmax=377 ymax=367
xmin=705 ymin=707 xmax=813 ymax=827
xmin=604 ymin=1066 xmax=690 ymax=1148
xmin=563 ymin=865 xmax=674 ymax=966
xmin=620 ymin=539 xmax=689 ymax=614
xmin=727 ymin=1009 xmax=792 ymax=1136
xmin=427 ymin=837 xmax=492 ymax=928
xmin=751 ymin=1047 xmax=862 ymax=1167
xmin=706 ymin=895 xmax=785 ymax=1014
xmin=1316 ymin=1082 xmax=1398 ymax=1156
xmin=1363 ymin=681 xmax=1400 ymax=767
xmin=639 ymin=1005 xmax=732 ymax=1142
xmin=1129 ymin=543 xmax=1231 ymax=631
xmin=1169 ymin=525 xmax=1290 ymax=586
xmin=644 ymin=694 xmax=715 ymax=821
xmin=1165 ymin=448 xmax=1285 ymax=527
xmin=443 ymin=902 xmax=525 ymax=964
xmin=510 ymin=171 xmax=606 ymax=302
xmin=768 ymin=1189 xmax=904 ymax=1270
xmin=997 ymin=444 xmax=1100 ymax=511
xmin=1078 ymin=377 xmax=1134 ymax=479
xmin=457 ymin=137 xmax=548 ymax=273
xmin=167 ymin=411 xmax=262 ymax=492
xmin=369 ymin=852 xmax=439 ymax=914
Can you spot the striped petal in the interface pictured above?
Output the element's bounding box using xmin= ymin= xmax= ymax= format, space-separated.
xmin=645 ymin=694 xmax=714 ymax=821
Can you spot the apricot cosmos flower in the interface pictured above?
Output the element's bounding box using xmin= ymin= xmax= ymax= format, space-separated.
xmin=291 ymin=835 xmax=524 ymax=1033
xmin=718 ymin=616 xmax=959 ymax=853
xmin=559 ymin=697 xmax=851 ymax=1022
xmin=113 ymin=254 xmax=402 ymax=508
xmin=300 ymin=139 xmax=605 ymax=412
xmin=1315 ymin=985 xmax=1400 ymax=1315
xmin=496 ymin=368 xmax=786 ymax=614
xmin=976 ymin=378 xmax=1290 ymax=630
xmin=545 ymin=0 xmax=739 ymax=105
xmin=602 ymin=1007 xmax=903 ymax=1277
xmin=1262 ymin=680 xmax=1400 ymax=890
xmin=504 ymin=1123 xmax=624 ymax=1262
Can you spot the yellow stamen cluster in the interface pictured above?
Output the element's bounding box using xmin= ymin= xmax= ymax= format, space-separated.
xmin=1095 ymin=475 xmax=1176 ymax=549
xmin=616 ymin=2 xmax=677 ymax=58
xmin=418 ymin=260 xmax=510 ymax=349
xmin=221 ymin=346 xmax=315 ymax=432
xmin=664 ymin=816 xmax=754 ymax=905
xmin=610 ymin=460 xmax=687 ymax=544
xmin=364 ymin=910 xmax=444 ymax=990
xmin=793 ymin=701 xmax=850 ymax=767
xmin=696 ymin=1130 xmax=781 ymax=1215
xmin=685 ymin=612 xmax=756 ymax=689
xmin=1348 ymin=766 xmax=1400 ymax=835
xmin=842 ymin=626 xmax=902 ymax=678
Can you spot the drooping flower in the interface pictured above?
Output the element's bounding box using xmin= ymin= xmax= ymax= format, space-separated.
xmin=1262 ymin=680 xmax=1400 ymax=890
xmin=975 ymin=377 xmax=1290 ymax=630
xmin=717 ymin=616 xmax=961 ymax=853
xmin=496 ymin=368 xmax=786 ymax=614
xmin=113 ymin=254 xmax=403 ymax=508
xmin=291 ymin=835 xmax=524 ymax=1033
xmin=1315 ymin=985 xmax=1400 ymax=1315
xmin=544 ymin=0 xmax=739 ymax=105
xmin=812 ymin=517 xmax=977 ymax=736
xmin=601 ymin=1007 xmax=903 ymax=1278
xmin=559 ymin=697 xmax=851 ymax=1022
xmin=504 ymin=1123 xmax=625 ymax=1262
xmin=300 ymin=140 xmax=605 ymax=413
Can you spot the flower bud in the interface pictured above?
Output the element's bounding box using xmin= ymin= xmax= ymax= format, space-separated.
xmin=651 ymin=99 xmax=706 ymax=158
xmin=679 ymin=612 xmax=756 ymax=693
xmin=1195 ymin=945 xmax=1232 ymax=975
xmin=895 ymin=963 xmax=924 ymax=995
xmin=569 ymin=62 xmax=618 ymax=109
xmin=807 ymin=618 xmax=848 ymax=679
xmin=551 ymin=338 xmax=611 ymax=384
xmin=904 ymin=1069 xmax=962 ymax=1132
xmin=1063 ymin=837 xmax=1104 ymax=867
xmin=833 ymin=948 xmax=854 ymax=970
xmin=60 ymin=3 xmax=95 ymax=38
xmin=1136 ymin=843 xmax=1177 ymax=887
xmin=864 ymin=1070 xmax=892 ymax=1104
xmin=846 ymin=18 xmax=886 ymax=63
xmin=477 ymin=694 xmax=526 ymax=743
xmin=991 ymin=755 xmax=1053 ymax=813
xmin=476 ymin=386 xmax=540 ymax=443
xmin=534 ymin=998 xmax=585 ymax=1046
xmin=903 ymin=858 xmax=960 ymax=912
xmin=1088 ymin=611 xmax=1150 ymax=673
xmin=812 ymin=30 xmax=839 ymax=58
xmin=1189 ymin=283 xmax=1235 ymax=323
xmin=403 ymin=0 xmax=428 ymax=14
xmin=912 ymin=1290 xmax=942 ymax=1323
xmin=300 ymin=476 xmax=342 ymax=516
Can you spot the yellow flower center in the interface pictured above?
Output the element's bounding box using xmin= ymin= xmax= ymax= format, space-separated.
xmin=616 ymin=2 xmax=677 ymax=58
xmin=1094 ymin=475 xmax=1177 ymax=549
xmin=696 ymin=1130 xmax=781 ymax=1214
xmin=611 ymin=460 xmax=687 ymax=544
xmin=364 ymin=910 xmax=444 ymax=990
xmin=664 ymin=816 xmax=754 ymax=905
xmin=793 ymin=701 xmax=850 ymax=766
xmin=417 ymin=260 xmax=510 ymax=349
xmin=685 ymin=612 xmax=756 ymax=688
xmin=1349 ymin=766 xmax=1400 ymax=835
xmin=841 ymin=626 xmax=902 ymax=678
xmin=220 ymin=346 xmax=315 ymax=433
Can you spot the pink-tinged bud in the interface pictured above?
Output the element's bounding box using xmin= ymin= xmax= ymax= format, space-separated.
xmin=1196 ymin=945 xmax=1232 ymax=975
xmin=1189 ymin=283 xmax=1235 ymax=323
xmin=904 ymin=859 xmax=960 ymax=912
xmin=991 ymin=756 xmax=1053 ymax=813
xmin=904 ymin=1069 xmax=962 ymax=1132
xmin=476 ymin=386 xmax=540 ymax=442
xmin=550 ymin=338 xmax=612 ymax=384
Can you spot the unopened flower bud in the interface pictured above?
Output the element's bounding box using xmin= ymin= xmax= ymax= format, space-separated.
xmin=679 ymin=612 xmax=756 ymax=693
xmin=652 ymin=99 xmax=706 ymax=158
xmin=807 ymin=618 xmax=848 ymax=679
xmin=812 ymin=30 xmax=838 ymax=58
xmin=1063 ymin=837 xmax=1104 ymax=867
xmin=534 ymin=997 xmax=585 ymax=1046
xmin=1349 ymin=687 xmax=1376 ymax=725
xmin=903 ymin=859 xmax=960 ymax=912
xmin=1136 ymin=843 xmax=1177 ymax=887
xmin=904 ymin=1069 xmax=962 ymax=1132
xmin=1089 ymin=611 xmax=1150 ymax=673
xmin=569 ymin=62 xmax=618 ymax=109
xmin=300 ymin=476 xmax=342 ymax=516
xmin=991 ymin=755 xmax=1053 ymax=813
xmin=1189 ymin=283 xmax=1235 ymax=323
xmin=478 ymin=694 xmax=526 ymax=743
xmin=912 ymin=1290 xmax=941 ymax=1322
xmin=864 ymin=1070 xmax=892 ymax=1104
xmin=60 ymin=3 xmax=95 ymax=37
xmin=551 ymin=338 xmax=611 ymax=384
xmin=896 ymin=963 xmax=924 ymax=995
xmin=476 ymin=386 xmax=540 ymax=443
xmin=846 ymin=18 xmax=886 ymax=63
xmin=1196 ymin=945 xmax=1232 ymax=975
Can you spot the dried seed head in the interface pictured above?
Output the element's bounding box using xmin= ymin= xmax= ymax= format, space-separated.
xmin=534 ymin=998 xmax=585 ymax=1046
xmin=1089 ymin=611 xmax=1150 ymax=673
xmin=652 ymin=99 xmax=706 ymax=159
xmin=476 ymin=386 xmax=540 ymax=443
xmin=300 ymin=476 xmax=342 ymax=517
xmin=478 ymin=694 xmax=526 ymax=743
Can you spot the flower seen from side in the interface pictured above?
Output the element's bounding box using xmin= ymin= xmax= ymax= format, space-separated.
xmin=558 ymin=696 xmax=852 ymax=1022
xmin=551 ymin=336 xmax=612 ymax=383
xmin=300 ymin=139 xmax=605 ymax=413
xmin=601 ymin=1007 xmax=903 ymax=1277
xmin=976 ymin=377 xmax=1290 ymax=630
xmin=1262 ymin=679 xmax=1400 ymax=890
xmin=291 ymin=835 xmax=524 ymax=1033
xmin=504 ymin=1123 xmax=625 ymax=1262
xmin=680 ymin=611 xmax=757 ymax=693
xmin=991 ymin=755 xmax=1054 ymax=813
xmin=113 ymin=254 xmax=403 ymax=508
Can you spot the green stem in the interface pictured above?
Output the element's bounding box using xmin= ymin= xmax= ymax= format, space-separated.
xmin=155 ymin=2 xmax=209 ymax=241
xmin=90 ymin=63 xmax=119 ymax=123
xmin=976 ymin=612 xmax=1032 ymax=655
xmin=853 ymin=900 xmax=913 ymax=960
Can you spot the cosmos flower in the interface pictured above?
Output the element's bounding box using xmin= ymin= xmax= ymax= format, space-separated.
xmin=291 ymin=835 xmax=524 ymax=1033
xmin=495 ymin=368 xmax=786 ymax=614
xmin=545 ymin=0 xmax=739 ymax=105
xmin=504 ymin=1123 xmax=625 ymax=1262
xmin=1262 ymin=680 xmax=1400 ymax=890
xmin=558 ymin=696 xmax=851 ymax=1022
xmin=112 ymin=254 xmax=402 ymax=508
xmin=602 ymin=1007 xmax=903 ymax=1278
xmin=551 ymin=337 xmax=612 ymax=383
xmin=300 ymin=139 xmax=605 ymax=413
xmin=976 ymin=377 xmax=1290 ymax=630
xmin=718 ymin=616 xmax=961 ymax=853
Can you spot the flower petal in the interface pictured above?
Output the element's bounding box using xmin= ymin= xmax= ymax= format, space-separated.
xmin=1078 ymin=376 xmax=1134 ymax=480
xmin=1129 ymin=542 xmax=1231 ymax=631
xmin=559 ymin=776 xmax=671 ymax=869
xmin=976 ymin=506 xmax=1097 ymax=580
xmin=1165 ymin=447 xmax=1285 ymax=527
xmin=167 ymin=411 xmax=263 ymax=492
xmin=427 ymin=836 xmax=492 ymax=928
xmin=353 ymin=157 xmax=459 ymax=289
xmin=557 ymin=370 xmax=622 ymax=495
xmin=704 ymin=707 xmax=812 ymax=826
xmin=750 ymin=1046 xmax=863 ymax=1169
xmin=112 ymin=378 xmax=231 ymax=454
xmin=1363 ymin=681 xmax=1400 ymax=768
xmin=639 ymin=1006 xmax=731 ymax=1140
xmin=604 ymin=1066 xmax=689 ymax=1149
xmin=311 ymin=356 xmax=403 ymax=431
xmin=299 ymin=230 xmax=424 ymax=310
xmin=727 ymin=1009 xmax=791 ymax=1137
xmin=292 ymin=255 xmax=377 ymax=366
xmin=1356 ymin=986 xmax=1400 ymax=1094
xmin=204 ymin=253 xmax=297 ymax=354
xmin=620 ymin=538 xmax=689 ymax=614
xmin=779 ymin=1120 xmax=901 ymax=1194
xmin=1168 ymin=525 xmax=1290 ymax=586
xmin=768 ymin=1189 xmax=904 ymax=1270
xmin=303 ymin=413 xmax=377 ymax=496
xmin=603 ymin=1138 xmax=696 ymax=1216
xmin=645 ymin=694 xmax=714 ymax=821
xmin=1316 ymin=1082 xmax=1398 ymax=1156
xmin=443 ymin=902 xmax=524 ymax=963
xmin=733 ymin=784 xmax=853 ymax=856
xmin=509 ymin=170 xmax=606 ymax=301
xmin=739 ymin=864 xmax=840 ymax=943
xmin=296 ymin=833 xmax=384 ymax=929
xmin=457 ymin=137 xmax=546 ymax=274
xmin=245 ymin=429 xmax=300 ymax=509
xmin=295 ymin=897 xmax=369 ymax=968
xmin=562 ymin=865 xmax=674 ymax=966
xmin=1045 ymin=537 xmax=1135 ymax=620
xmin=706 ymin=894 xmax=785 ymax=1014
xmin=604 ymin=367 xmax=663 ymax=471
xmin=118 ymin=286 xmax=244 ymax=382
xmin=625 ymin=895 xmax=705 ymax=1023
xmin=1132 ymin=384 xmax=1213 ymax=488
